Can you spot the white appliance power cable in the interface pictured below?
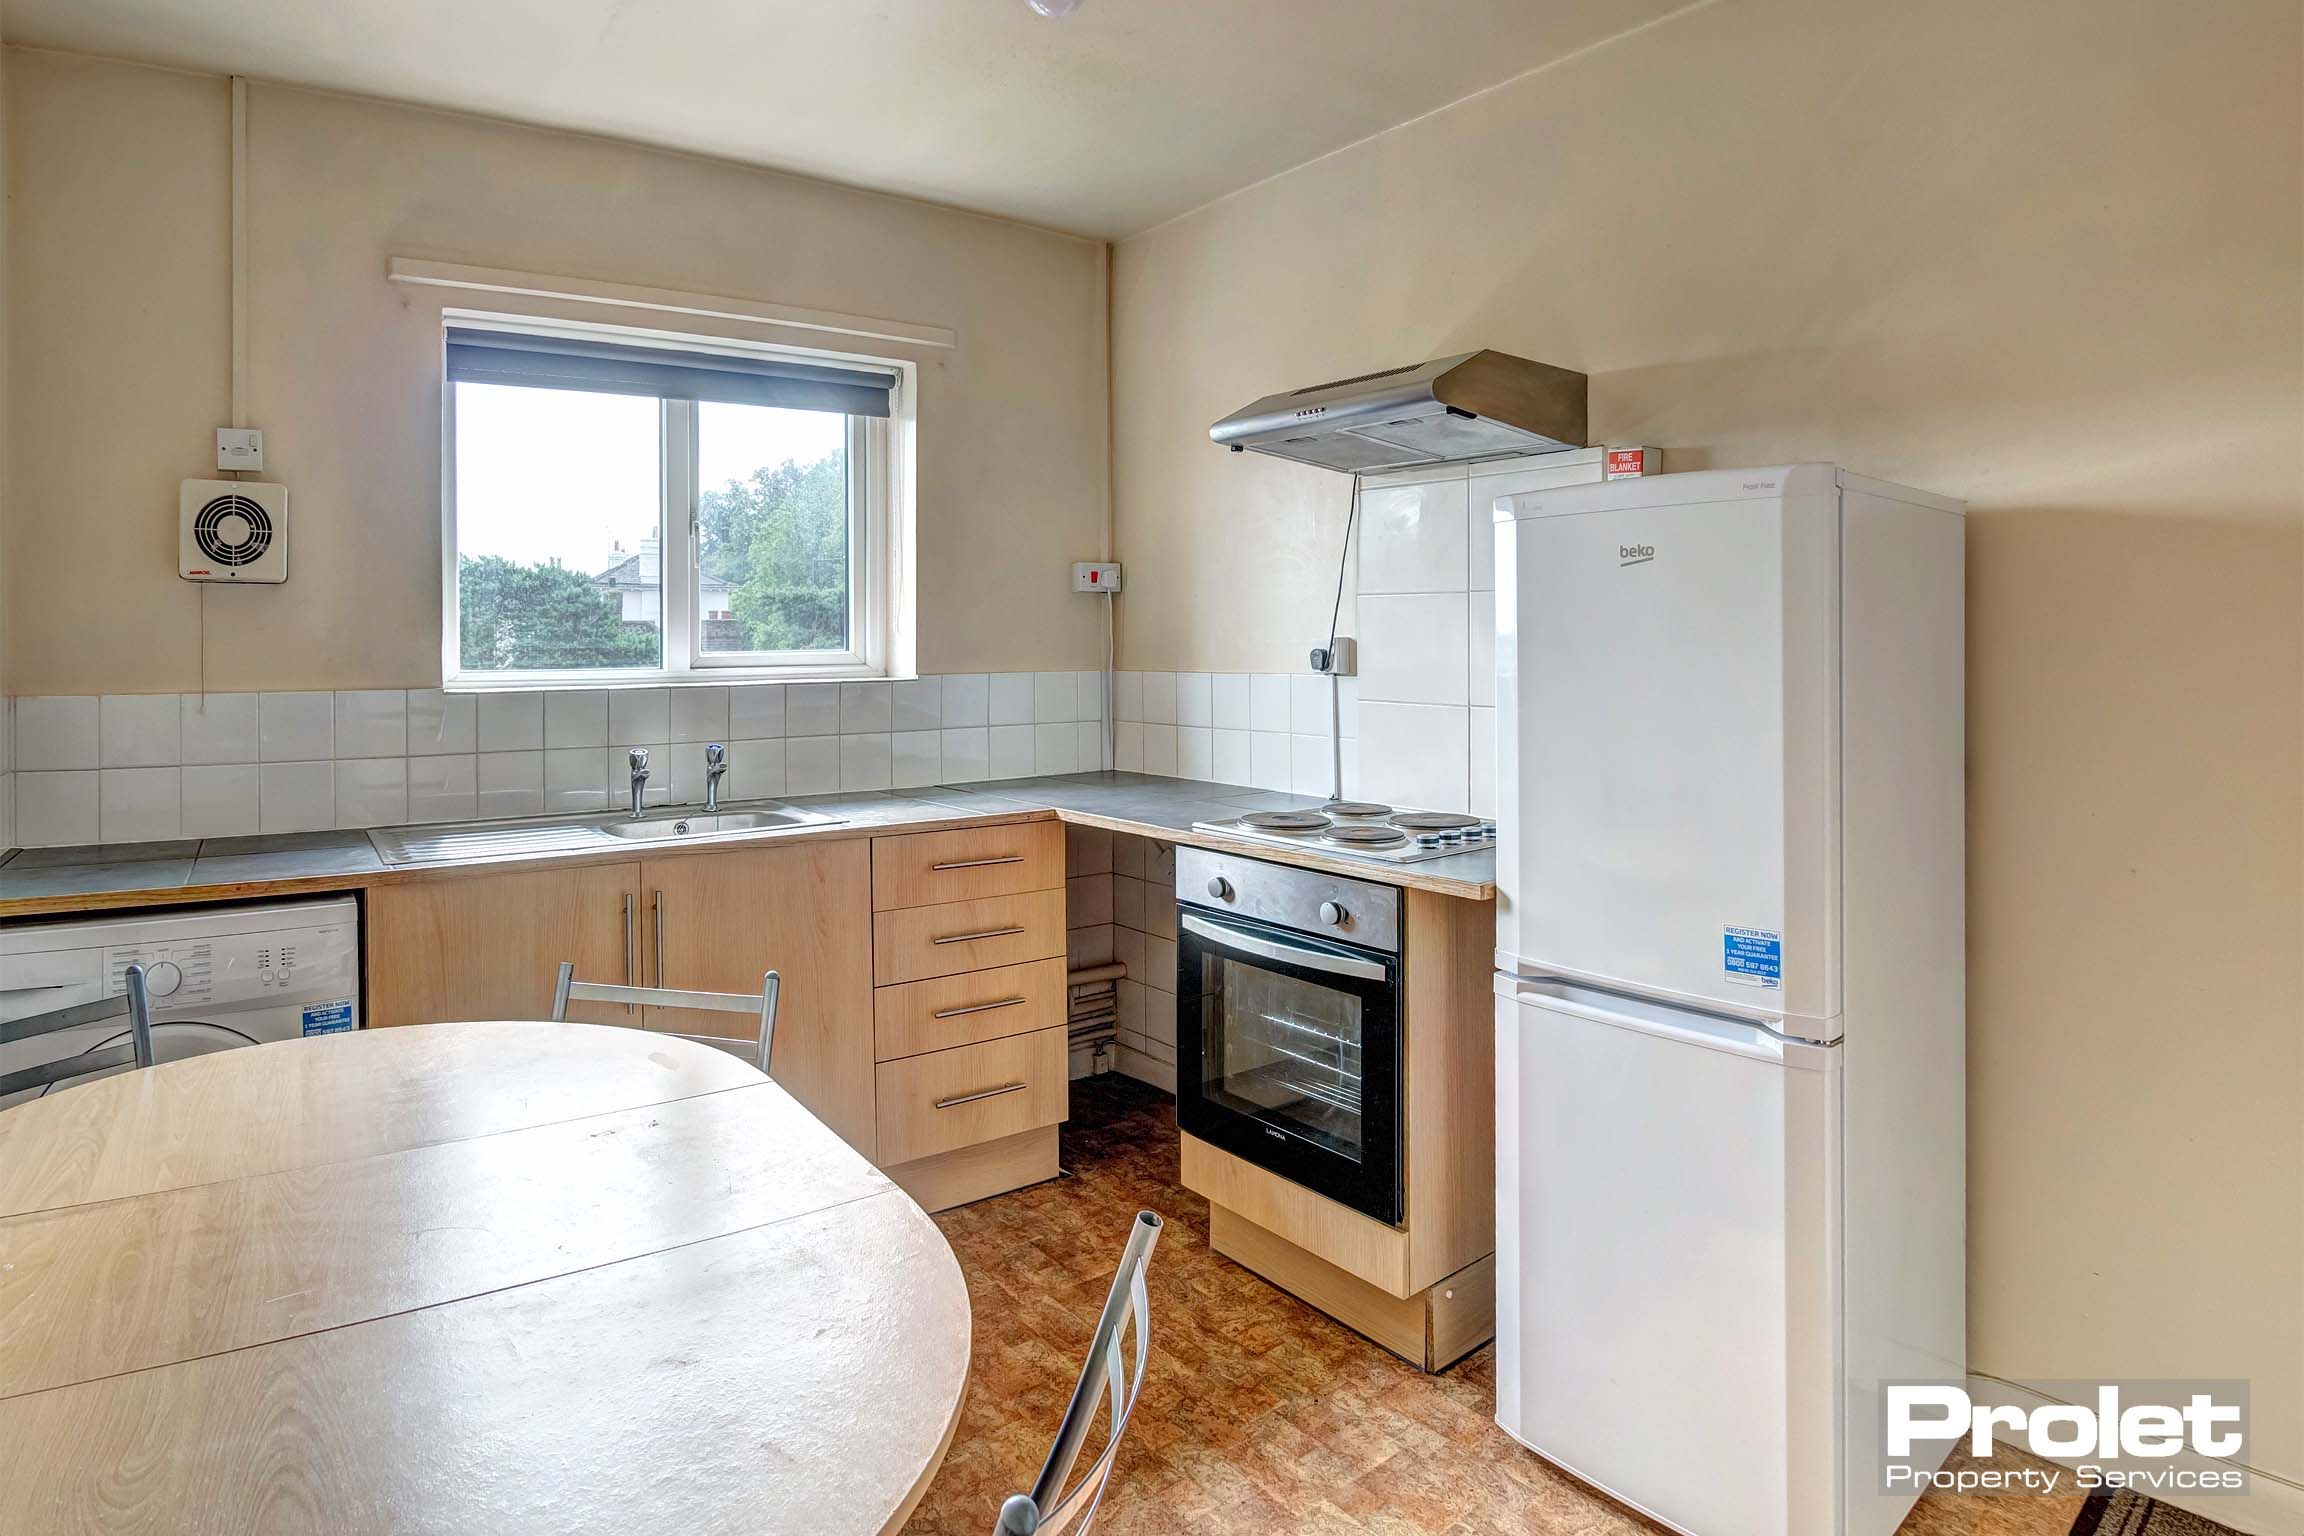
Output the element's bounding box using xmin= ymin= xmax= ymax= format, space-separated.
xmin=1322 ymin=474 xmax=1361 ymax=804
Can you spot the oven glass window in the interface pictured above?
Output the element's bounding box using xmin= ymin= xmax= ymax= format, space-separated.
xmin=1200 ymin=956 xmax=1367 ymax=1162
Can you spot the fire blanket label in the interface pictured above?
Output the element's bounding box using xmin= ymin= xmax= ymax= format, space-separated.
xmin=1723 ymin=927 xmax=1782 ymax=988
xmin=302 ymin=999 xmax=355 ymax=1035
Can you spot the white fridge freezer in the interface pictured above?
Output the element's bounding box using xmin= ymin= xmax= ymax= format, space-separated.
xmin=1490 ymin=465 xmax=1965 ymax=1536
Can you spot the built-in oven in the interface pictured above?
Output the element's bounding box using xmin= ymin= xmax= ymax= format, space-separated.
xmin=1174 ymin=847 xmax=1403 ymax=1225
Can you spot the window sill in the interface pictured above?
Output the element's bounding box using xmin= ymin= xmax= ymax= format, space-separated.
xmin=443 ymin=668 xmax=908 ymax=693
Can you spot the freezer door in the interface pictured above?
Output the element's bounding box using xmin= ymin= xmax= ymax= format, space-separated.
xmin=1494 ymin=469 xmax=1840 ymax=1031
xmin=1494 ymin=979 xmax=1838 ymax=1536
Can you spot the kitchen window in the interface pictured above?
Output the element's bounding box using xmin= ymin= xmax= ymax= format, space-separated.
xmin=441 ymin=321 xmax=906 ymax=687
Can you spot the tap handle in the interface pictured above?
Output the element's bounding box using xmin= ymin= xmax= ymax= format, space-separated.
xmin=704 ymin=743 xmax=726 ymax=768
xmin=628 ymin=747 xmax=650 ymax=773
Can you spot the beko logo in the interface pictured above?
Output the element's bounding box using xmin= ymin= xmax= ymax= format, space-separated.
xmin=1619 ymin=543 xmax=1655 ymax=567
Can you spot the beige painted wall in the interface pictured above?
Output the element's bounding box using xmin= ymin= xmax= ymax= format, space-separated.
xmin=4 ymin=49 xmax=1109 ymax=693
xmin=1114 ymin=0 xmax=2304 ymax=1487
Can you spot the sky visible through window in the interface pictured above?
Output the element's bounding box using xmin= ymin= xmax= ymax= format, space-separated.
xmin=453 ymin=382 xmax=851 ymax=671
xmin=454 ymin=383 xmax=844 ymax=571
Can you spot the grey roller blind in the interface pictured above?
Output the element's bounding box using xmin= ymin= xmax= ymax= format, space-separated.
xmin=445 ymin=328 xmax=895 ymax=417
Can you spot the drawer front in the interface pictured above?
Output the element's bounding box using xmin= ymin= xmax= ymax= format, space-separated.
xmin=872 ymin=889 xmax=1067 ymax=986
xmin=875 ymin=957 xmax=1068 ymax=1062
xmin=877 ymin=1027 xmax=1068 ymax=1166
xmin=872 ymin=822 xmax=1064 ymax=911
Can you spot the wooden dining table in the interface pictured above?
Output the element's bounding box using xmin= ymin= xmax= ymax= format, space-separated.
xmin=0 ymin=1020 xmax=973 ymax=1535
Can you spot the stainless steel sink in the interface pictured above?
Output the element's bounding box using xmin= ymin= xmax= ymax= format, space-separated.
xmin=368 ymin=802 xmax=843 ymax=867
xmin=597 ymin=809 xmax=821 ymax=841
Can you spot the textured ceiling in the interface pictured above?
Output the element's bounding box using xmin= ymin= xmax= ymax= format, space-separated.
xmin=4 ymin=0 xmax=1691 ymax=237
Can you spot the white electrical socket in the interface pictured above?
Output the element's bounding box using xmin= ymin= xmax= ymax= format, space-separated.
xmin=216 ymin=427 xmax=265 ymax=472
xmin=1072 ymin=561 xmax=1122 ymax=594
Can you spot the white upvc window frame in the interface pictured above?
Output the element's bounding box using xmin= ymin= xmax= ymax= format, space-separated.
xmin=439 ymin=311 xmax=912 ymax=692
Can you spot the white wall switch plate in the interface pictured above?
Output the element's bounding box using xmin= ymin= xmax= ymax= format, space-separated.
xmin=216 ymin=427 xmax=265 ymax=472
xmin=1073 ymin=561 xmax=1122 ymax=593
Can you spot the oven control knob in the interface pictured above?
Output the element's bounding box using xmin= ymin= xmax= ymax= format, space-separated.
xmin=1317 ymin=901 xmax=1348 ymax=927
xmin=1205 ymin=876 xmax=1233 ymax=901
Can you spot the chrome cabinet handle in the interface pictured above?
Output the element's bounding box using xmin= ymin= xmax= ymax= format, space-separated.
xmin=653 ymin=890 xmax=666 ymax=987
xmin=622 ymin=893 xmax=636 ymax=1013
xmin=931 ymin=855 xmax=1025 ymax=871
xmin=934 ymin=1081 xmax=1027 ymax=1110
xmin=930 ymin=926 xmax=1026 ymax=946
xmin=932 ymin=996 xmax=1027 ymax=1021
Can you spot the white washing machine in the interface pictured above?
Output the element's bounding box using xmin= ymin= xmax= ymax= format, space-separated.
xmin=0 ymin=897 xmax=360 ymax=1106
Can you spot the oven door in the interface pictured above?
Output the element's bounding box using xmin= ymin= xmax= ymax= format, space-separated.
xmin=1176 ymin=905 xmax=1402 ymax=1225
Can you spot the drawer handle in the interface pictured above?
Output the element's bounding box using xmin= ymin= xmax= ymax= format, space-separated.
xmin=931 ymin=855 xmax=1026 ymax=871
xmin=934 ymin=1081 xmax=1028 ymax=1110
xmin=930 ymin=926 xmax=1026 ymax=946
xmin=933 ymin=995 xmax=1028 ymax=1020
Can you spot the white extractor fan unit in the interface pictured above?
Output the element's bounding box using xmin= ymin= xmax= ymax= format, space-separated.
xmin=179 ymin=479 xmax=288 ymax=582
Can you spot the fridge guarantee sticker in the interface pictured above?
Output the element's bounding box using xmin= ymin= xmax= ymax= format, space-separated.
xmin=1723 ymin=927 xmax=1782 ymax=988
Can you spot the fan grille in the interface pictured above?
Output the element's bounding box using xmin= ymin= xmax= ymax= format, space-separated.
xmin=193 ymin=494 xmax=273 ymax=567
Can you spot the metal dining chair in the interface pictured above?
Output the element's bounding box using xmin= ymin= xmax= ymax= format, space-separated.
xmin=548 ymin=962 xmax=781 ymax=1076
xmin=1 ymin=964 xmax=158 ymax=1099
xmin=996 ymin=1209 xmax=1164 ymax=1536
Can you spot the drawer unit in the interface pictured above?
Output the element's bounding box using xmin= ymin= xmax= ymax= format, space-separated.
xmin=872 ymin=822 xmax=1064 ymax=911
xmin=871 ymin=889 xmax=1067 ymax=986
xmin=875 ymin=1027 xmax=1068 ymax=1166
xmin=875 ymin=957 xmax=1067 ymax=1062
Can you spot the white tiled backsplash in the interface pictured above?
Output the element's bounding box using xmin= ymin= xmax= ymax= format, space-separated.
xmin=3 ymin=674 xmax=1111 ymax=848
xmin=1106 ymin=450 xmax=1610 ymax=815
xmin=1108 ymin=668 xmax=1358 ymax=801
xmin=1351 ymin=447 xmax=1606 ymax=816
xmin=5 ymin=451 xmax=1605 ymax=850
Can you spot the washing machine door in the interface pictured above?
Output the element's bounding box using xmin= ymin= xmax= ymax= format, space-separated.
xmin=0 ymin=1016 xmax=269 ymax=1107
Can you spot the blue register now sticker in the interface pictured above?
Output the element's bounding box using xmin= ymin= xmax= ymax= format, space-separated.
xmin=1723 ymin=926 xmax=1783 ymax=988
xmin=302 ymin=999 xmax=355 ymax=1035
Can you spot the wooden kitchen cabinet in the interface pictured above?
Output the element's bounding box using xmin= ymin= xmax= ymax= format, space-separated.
xmin=873 ymin=1026 xmax=1067 ymax=1167
xmin=639 ymin=842 xmax=876 ymax=1157
xmin=867 ymin=821 xmax=1069 ymax=1212
xmin=870 ymin=821 xmax=1065 ymax=910
xmin=870 ymin=889 xmax=1068 ymax=986
xmin=365 ymin=863 xmax=643 ymax=1030
xmin=364 ymin=842 xmax=877 ymax=1160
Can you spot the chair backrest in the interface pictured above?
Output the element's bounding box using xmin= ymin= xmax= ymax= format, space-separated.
xmin=0 ymin=964 xmax=157 ymax=1099
xmin=995 ymin=1209 xmax=1164 ymax=1536
xmin=548 ymin=962 xmax=780 ymax=1076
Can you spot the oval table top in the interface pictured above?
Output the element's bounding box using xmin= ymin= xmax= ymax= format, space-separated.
xmin=0 ymin=1021 xmax=973 ymax=1536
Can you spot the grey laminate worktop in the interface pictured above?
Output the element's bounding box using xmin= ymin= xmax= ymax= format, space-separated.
xmin=0 ymin=773 xmax=1497 ymax=916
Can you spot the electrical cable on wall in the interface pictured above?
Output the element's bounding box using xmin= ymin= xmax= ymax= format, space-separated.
xmin=1323 ymin=473 xmax=1361 ymax=804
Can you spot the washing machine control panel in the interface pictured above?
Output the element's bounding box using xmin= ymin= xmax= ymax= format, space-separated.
xmin=105 ymin=923 xmax=357 ymax=1014
xmin=106 ymin=942 xmax=216 ymax=1006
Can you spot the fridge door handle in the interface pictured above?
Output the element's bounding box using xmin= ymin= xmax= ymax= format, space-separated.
xmin=1499 ymin=977 xmax=1825 ymax=1066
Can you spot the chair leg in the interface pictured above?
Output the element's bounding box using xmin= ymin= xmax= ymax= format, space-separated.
xmin=123 ymin=965 xmax=156 ymax=1070
xmin=756 ymin=970 xmax=780 ymax=1076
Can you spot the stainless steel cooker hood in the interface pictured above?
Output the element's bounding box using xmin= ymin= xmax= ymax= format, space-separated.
xmin=1209 ymin=350 xmax=1588 ymax=473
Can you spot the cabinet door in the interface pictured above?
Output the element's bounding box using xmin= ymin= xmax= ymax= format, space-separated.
xmin=642 ymin=842 xmax=875 ymax=1155
xmin=366 ymin=863 xmax=642 ymax=1029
